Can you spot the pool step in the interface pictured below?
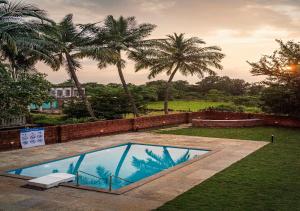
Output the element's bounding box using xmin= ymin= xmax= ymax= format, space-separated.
xmin=27 ymin=173 xmax=75 ymax=189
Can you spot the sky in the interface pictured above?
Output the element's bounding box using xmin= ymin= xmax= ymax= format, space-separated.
xmin=28 ymin=0 xmax=300 ymax=85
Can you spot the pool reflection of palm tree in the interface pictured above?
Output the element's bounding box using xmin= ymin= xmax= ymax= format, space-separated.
xmin=67 ymin=154 xmax=126 ymax=189
xmin=63 ymin=146 xmax=133 ymax=189
xmin=128 ymin=147 xmax=190 ymax=181
xmin=51 ymin=145 xmax=191 ymax=190
xmin=72 ymin=146 xmax=191 ymax=187
xmin=66 ymin=162 xmax=111 ymax=188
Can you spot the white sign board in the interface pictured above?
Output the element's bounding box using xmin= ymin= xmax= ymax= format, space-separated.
xmin=20 ymin=128 xmax=45 ymax=149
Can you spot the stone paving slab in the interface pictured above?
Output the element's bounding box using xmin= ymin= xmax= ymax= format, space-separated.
xmin=0 ymin=132 xmax=268 ymax=211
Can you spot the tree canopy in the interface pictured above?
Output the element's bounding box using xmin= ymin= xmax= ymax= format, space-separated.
xmin=248 ymin=40 xmax=300 ymax=117
xmin=248 ymin=39 xmax=300 ymax=85
xmin=130 ymin=33 xmax=225 ymax=114
xmin=83 ymin=15 xmax=156 ymax=117
xmin=0 ymin=0 xmax=57 ymax=80
xmin=0 ymin=65 xmax=51 ymax=119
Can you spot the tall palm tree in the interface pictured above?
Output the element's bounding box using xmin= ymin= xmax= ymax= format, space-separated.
xmin=130 ymin=33 xmax=225 ymax=114
xmin=0 ymin=0 xmax=57 ymax=80
xmin=85 ymin=16 xmax=156 ymax=117
xmin=42 ymin=14 xmax=96 ymax=118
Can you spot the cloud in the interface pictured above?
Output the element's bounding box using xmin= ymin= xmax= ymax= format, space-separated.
xmin=63 ymin=0 xmax=127 ymax=9
xmin=60 ymin=0 xmax=177 ymax=14
xmin=28 ymin=0 xmax=300 ymax=35
xmin=130 ymin=0 xmax=176 ymax=12
xmin=26 ymin=0 xmax=300 ymax=84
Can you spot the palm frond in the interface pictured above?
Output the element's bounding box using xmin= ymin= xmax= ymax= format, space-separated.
xmin=131 ymin=33 xmax=225 ymax=79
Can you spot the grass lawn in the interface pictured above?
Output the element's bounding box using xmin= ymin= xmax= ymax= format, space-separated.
xmin=157 ymin=127 xmax=300 ymax=210
xmin=147 ymin=100 xmax=228 ymax=111
xmin=147 ymin=100 xmax=260 ymax=113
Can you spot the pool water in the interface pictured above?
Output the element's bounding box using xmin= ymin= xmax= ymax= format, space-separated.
xmin=7 ymin=143 xmax=209 ymax=190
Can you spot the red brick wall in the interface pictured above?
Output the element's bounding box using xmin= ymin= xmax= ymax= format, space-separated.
xmin=252 ymin=113 xmax=300 ymax=127
xmin=133 ymin=113 xmax=187 ymax=130
xmin=196 ymin=111 xmax=300 ymax=127
xmin=44 ymin=126 xmax=60 ymax=145
xmin=0 ymin=129 xmax=20 ymax=150
xmin=192 ymin=119 xmax=264 ymax=127
xmin=0 ymin=126 xmax=59 ymax=151
xmin=60 ymin=119 xmax=133 ymax=142
xmin=187 ymin=112 xmax=206 ymax=122
xmin=199 ymin=111 xmax=253 ymax=120
xmin=1 ymin=111 xmax=300 ymax=151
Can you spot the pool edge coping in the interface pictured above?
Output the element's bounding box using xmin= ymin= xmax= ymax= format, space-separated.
xmin=0 ymin=141 xmax=220 ymax=195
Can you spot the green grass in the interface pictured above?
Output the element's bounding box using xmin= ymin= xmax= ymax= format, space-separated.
xmin=157 ymin=127 xmax=300 ymax=210
xmin=124 ymin=111 xmax=179 ymax=119
xmin=31 ymin=113 xmax=65 ymax=125
xmin=147 ymin=100 xmax=229 ymax=111
xmin=147 ymin=100 xmax=260 ymax=113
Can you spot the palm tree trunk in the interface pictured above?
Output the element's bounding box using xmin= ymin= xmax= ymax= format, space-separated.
xmin=65 ymin=53 xmax=96 ymax=119
xmin=116 ymin=53 xmax=139 ymax=117
xmin=114 ymin=143 xmax=132 ymax=177
xmin=164 ymin=65 xmax=180 ymax=114
xmin=72 ymin=154 xmax=86 ymax=174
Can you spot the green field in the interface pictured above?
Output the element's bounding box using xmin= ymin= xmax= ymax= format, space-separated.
xmin=147 ymin=100 xmax=260 ymax=113
xmin=31 ymin=100 xmax=261 ymax=124
xmin=157 ymin=127 xmax=300 ymax=210
xmin=147 ymin=100 xmax=228 ymax=111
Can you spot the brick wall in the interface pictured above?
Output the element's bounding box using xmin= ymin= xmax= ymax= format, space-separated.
xmin=199 ymin=111 xmax=300 ymax=127
xmin=186 ymin=112 xmax=206 ymax=122
xmin=60 ymin=119 xmax=133 ymax=142
xmin=0 ymin=129 xmax=20 ymax=150
xmin=192 ymin=119 xmax=264 ymax=127
xmin=134 ymin=113 xmax=187 ymax=130
xmin=44 ymin=126 xmax=61 ymax=145
xmin=0 ymin=126 xmax=59 ymax=151
xmin=0 ymin=111 xmax=299 ymax=151
xmin=252 ymin=113 xmax=300 ymax=127
xmin=200 ymin=111 xmax=253 ymax=120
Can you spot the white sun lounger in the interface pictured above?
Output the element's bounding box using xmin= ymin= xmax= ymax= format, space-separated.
xmin=27 ymin=173 xmax=75 ymax=189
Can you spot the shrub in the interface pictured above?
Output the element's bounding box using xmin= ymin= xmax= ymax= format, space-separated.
xmin=31 ymin=114 xmax=65 ymax=125
xmin=205 ymin=89 xmax=229 ymax=102
xmin=260 ymin=84 xmax=300 ymax=117
xmin=62 ymin=101 xmax=90 ymax=119
xmin=31 ymin=113 xmax=95 ymax=125
xmin=63 ymin=87 xmax=146 ymax=120
xmin=205 ymin=104 xmax=245 ymax=112
xmin=233 ymin=96 xmax=260 ymax=107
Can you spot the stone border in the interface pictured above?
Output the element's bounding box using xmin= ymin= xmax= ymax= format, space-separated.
xmin=192 ymin=118 xmax=264 ymax=127
xmin=0 ymin=142 xmax=218 ymax=195
xmin=0 ymin=132 xmax=269 ymax=210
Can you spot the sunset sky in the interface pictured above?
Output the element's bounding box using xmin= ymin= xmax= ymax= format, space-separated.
xmin=28 ymin=0 xmax=300 ymax=84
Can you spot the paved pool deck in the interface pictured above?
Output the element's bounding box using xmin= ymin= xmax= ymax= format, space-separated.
xmin=0 ymin=131 xmax=268 ymax=211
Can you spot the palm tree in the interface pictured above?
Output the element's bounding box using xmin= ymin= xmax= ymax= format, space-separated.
xmin=128 ymin=147 xmax=191 ymax=181
xmin=85 ymin=16 xmax=156 ymax=117
xmin=0 ymin=0 xmax=57 ymax=80
xmin=130 ymin=33 xmax=225 ymax=114
xmin=42 ymin=14 xmax=96 ymax=118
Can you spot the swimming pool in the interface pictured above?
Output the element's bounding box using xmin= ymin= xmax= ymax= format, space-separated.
xmin=7 ymin=143 xmax=209 ymax=191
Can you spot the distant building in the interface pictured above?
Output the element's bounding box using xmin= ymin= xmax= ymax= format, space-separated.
xmin=50 ymin=87 xmax=85 ymax=99
xmin=30 ymin=87 xmax=85 ymax=113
